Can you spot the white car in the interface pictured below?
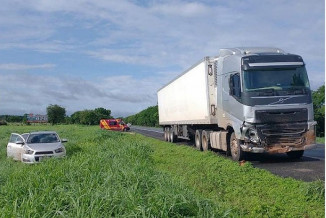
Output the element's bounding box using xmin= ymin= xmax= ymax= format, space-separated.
xmin=7 ymin=131 xmax=67 ymax=163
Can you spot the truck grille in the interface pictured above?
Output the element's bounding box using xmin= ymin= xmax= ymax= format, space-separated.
xmin=257 ymin=123 xmax=307 ymax=147
xmin=255 ymin=108 xmax=307 ymax=123
xmin=266 ymin=136 xmax=304 ymax=146
xmin=261 ymin=128 xmax=306 ymax=136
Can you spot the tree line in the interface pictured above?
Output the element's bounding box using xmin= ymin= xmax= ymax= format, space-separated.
xmin=68 ymin=107 xmax=112 ymax=125
xmin=46 ymin=105 xmax=112 ymax=125
xmin=0 ymin=105 xmax=112 ymax=126
xmin=312 ymin=85 xmax=325 ymax=137
xmin=124 ymin=106 xmax=159 ymax=127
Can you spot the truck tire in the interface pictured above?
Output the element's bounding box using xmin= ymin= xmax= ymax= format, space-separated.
xmin=170 ymin=127 xmax=177 ymax=143
xmin=195 ymin=130 xmax=202 ymax=150
xmin=230 ymin=132 xmax=245 ymax=161
xmin=201 ymin=130 xmax=210 ymax=151
xmin=164 ymin=127 xmax=169 ymax=141
xmin=287 ymin=150 xmax=304 ymax=159
xmin=166 ymin=127 xmax=171 ymax=142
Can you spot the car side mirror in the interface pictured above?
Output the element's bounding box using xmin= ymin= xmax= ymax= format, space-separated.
xmin=16 ymin=140 xmax=24 ymax=145
xmin=61 ymin=139 xmax=68 ymax=143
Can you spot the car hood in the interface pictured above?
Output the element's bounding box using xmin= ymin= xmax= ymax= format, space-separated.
xmin=25 ymin=142 xmax=63 ymax=151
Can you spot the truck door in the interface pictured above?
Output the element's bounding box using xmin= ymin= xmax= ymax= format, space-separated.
xmin=226 ymin=72 xmax=243 ymax=119
xmin=7 ymin=133 xmax=25 ymax=161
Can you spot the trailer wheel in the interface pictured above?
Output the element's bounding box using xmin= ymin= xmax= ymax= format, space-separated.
xmin=287 ymin=150 xmax=304 ymax=159
xmin=166 ymin=127 xmax=171 ymax=142
xmin=195 ymin=130 xmax=202 ymax=150
xmin=230 ymin=132 xmax=245 ymax=161
xmin=164 ymin=127 xmax=169 ymax=141
xmin=201 ymin=130 xmax=210 ymax=151
xmin=170 ymin=127 xmax=177 ymax=143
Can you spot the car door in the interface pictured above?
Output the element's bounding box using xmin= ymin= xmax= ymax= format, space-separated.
xmin=7 ymin=133 xmax=25 ymax=161
xmin=109 ymin=120 xmax=119 ymax=130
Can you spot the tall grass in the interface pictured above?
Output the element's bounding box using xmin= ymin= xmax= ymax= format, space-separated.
xmin=0 ymin=125 xmax=324 ymax=217
xmin=0 ymin=125 xmax=226 ymax=217
xmin=148 ymin=135 xmax=325 ymax=217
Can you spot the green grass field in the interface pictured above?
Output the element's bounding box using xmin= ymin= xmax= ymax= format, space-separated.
xmin=0 ymin=125 xmax=324 ymax=217
xmin=317 ymin=137 xmax=325 ymax=144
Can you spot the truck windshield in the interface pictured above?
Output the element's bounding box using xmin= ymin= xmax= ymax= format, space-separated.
xmin=243 ymin=66 xmax=310 ymax=95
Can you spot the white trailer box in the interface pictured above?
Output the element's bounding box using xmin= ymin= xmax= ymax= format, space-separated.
xmin=158 ymin=57 xmax=217 ymax=125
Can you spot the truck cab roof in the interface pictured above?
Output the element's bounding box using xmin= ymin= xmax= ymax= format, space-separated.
xmin=219 ymin=47 xmax=285 ymax=57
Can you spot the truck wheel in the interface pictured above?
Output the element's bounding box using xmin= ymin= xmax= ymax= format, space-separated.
xmin=195 ymin=130 xmax=202 ymax=150
xmin=166 ymin=127 xmax=171 ymax=142
xmin=287 ymin=150 xmax=304 ymax=159
xmin=230 ymin=132 xmax=245 ymax=161
xmin=170 ymin=127 xmax=177 ymax=143
xmin=201 ymin=130 xmax=210 ymax=151
xmin=164 ymin=127 xmax=169 ymax=141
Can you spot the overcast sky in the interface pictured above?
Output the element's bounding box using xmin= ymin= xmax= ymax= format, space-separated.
xmin=0 ymin=0 xmax=324 ymax=117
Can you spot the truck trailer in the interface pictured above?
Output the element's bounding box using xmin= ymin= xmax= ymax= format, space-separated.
xmin=157 ymin=47 xmax=317 ymax=161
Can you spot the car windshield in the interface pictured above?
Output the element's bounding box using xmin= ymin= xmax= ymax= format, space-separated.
xmin=243 ymin=67 xmax=310 ymax=94
xmin=27 ymin=133 xmax=60 ymax=144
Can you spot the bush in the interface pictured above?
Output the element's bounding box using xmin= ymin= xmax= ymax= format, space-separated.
xmin=124 ymin=106 xmax=159 ymax=127
xmin=0 ymin=120 xmax=7 ymax=125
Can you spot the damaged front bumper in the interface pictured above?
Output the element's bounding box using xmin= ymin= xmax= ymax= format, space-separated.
xmin=21 ymin=153 xmax=66 ymax=163
xmin=240 ymin=121 xmax=317 ymax=154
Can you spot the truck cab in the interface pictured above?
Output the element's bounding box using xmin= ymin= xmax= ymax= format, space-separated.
xmin=217 ymin=48 xmax=316 ymax=160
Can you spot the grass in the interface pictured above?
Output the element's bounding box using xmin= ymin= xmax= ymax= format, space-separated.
xmin=0 ymin=125 xmax=324 ymax=217
xmin=317 ymin=137 xmax=325 ymax=144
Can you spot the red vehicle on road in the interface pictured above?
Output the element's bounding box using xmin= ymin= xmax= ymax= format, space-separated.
xmin=100 ymin=119 xmax=130 ymax=131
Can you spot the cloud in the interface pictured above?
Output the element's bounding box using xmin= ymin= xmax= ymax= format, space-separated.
xmin=1 ymin=1 xmax=324 ymax=68
xmin=0 ymin=63 xmax=55 ymax=70
xmin=0 ymin=0 xmax=324 ymax=116
xmin=0 ymin=71 xmax=172 ymax=116
xmin=151 ymin=2 xmax=209 ymax=17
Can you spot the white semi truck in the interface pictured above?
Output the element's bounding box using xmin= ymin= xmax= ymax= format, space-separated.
xmin=157 ymin=47 xmax=317 ymax=161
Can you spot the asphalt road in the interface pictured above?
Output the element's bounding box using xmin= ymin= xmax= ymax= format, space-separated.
xmin=131 ymin=126 xmax=325 ymax=182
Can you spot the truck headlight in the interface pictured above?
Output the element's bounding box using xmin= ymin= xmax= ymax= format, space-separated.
xmin=248 ymin=128 xmax=260 ymax=144
xmin=55 ymin=147 xmax=64 ymax=153
xmin=24 ymin=149 xmax=34 ymax=154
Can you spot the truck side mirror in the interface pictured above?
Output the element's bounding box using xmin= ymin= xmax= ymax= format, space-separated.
xmin=229 ymin=73 xmax=241 ymax=98
xmin=229 ymin=76 xmax=234 ymax=95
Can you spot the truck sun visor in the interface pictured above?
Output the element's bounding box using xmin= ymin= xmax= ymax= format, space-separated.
xmin=242 ymin=54 xmax=305 ymax=70
xmin=248 ymin=62 xmax=304 ymax=67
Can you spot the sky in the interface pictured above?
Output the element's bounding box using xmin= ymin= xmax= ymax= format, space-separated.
xmin=0 ymin=0 xmax=325 ymax=117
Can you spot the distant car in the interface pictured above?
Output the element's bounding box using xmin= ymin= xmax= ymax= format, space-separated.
xmin=7 ymin=131 xmax=67 ymax=163
xmin=100 ymin=119 xmax=130 ymax=131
